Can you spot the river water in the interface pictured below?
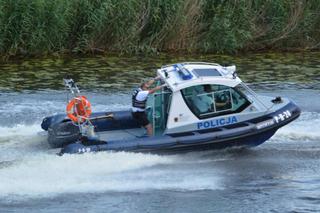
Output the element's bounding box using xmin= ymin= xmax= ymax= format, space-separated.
xmin=0 ymin=53 xmax=319 ymax=212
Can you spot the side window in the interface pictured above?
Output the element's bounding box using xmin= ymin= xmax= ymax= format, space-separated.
xmin=183 ymin=85 xmax=215 ymax=116
xmin=181 ymin=84 xmax=251 ymax=119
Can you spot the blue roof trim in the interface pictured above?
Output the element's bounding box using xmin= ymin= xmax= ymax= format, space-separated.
xmin=173 ymin=64 xmax=193 ymax=80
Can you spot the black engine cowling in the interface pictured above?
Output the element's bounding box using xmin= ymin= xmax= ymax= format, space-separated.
xmin=48 ymin=121 xmax=80 ymax=148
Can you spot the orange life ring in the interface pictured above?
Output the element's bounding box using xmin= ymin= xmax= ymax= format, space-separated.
xmin=66 ymin=96 xmax=92 ymax=123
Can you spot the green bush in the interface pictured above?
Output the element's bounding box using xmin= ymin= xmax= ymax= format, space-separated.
xmin=0 ymin=0 xmax=319 ymax=57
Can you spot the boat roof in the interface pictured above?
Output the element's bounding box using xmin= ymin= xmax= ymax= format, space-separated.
xmin=157 ymin=62 xmax=243 ymax=92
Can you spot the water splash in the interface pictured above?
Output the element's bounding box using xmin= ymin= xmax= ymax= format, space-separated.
xmin=274 ymin=112 xmax=320 ymax=142
xmin=0 ymin=151 xmax=222 ymax=200
xmin=0 ymin=124 xmax=42 ymax=138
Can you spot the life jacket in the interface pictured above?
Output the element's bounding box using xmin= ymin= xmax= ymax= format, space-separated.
xmin=132 ymin=88 xmax=147 ymax=109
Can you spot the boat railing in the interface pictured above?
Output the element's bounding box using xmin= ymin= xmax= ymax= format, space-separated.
xmin=182 ymin=62 xmax=221 ymax=66
xmin=161 ymin=62 xmax=221 ymax=69
xmin=63 ymin=78 xmax=80 ymax=96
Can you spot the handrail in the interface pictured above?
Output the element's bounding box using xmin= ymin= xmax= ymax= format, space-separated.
xmin=161 ymin=62 xmax=221 ymax=69
xmin=182 ymin=62 xmax=221 ymax=66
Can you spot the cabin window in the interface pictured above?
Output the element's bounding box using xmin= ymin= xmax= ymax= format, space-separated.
xmin=181 ymin=84 xmax=251 ymax=119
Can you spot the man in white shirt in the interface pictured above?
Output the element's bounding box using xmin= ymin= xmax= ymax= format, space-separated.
xmin=132 ymin=76 xmax=163 ymax=136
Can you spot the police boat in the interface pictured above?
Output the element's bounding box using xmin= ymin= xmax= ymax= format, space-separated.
xmin=41 ymin=62 xmax=301 ymax=155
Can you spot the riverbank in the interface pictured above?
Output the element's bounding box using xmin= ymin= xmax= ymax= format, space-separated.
xmin=0 ymin=0 xmax=319 ymax=59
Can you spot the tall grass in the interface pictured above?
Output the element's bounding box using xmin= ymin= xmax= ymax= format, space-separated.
xmin=0 ymin=0 xmax=68 ymax=55
xmin=0 ymin=0 xmax=319 ymax=57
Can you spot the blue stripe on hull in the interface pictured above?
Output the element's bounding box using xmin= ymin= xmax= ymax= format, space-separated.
xmin=60 ymin=128 xmax=277 ymax=155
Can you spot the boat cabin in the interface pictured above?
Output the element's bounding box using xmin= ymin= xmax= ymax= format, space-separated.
xmin=147 ymin=62 xmax=265 ymax=135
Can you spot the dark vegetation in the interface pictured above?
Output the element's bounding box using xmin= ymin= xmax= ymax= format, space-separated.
xmin=0 ymin=0 xmax=319 ymax=58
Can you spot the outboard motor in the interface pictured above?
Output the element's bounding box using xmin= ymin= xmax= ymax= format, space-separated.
xmin=48 ymin=121 xmax=80 ymax=148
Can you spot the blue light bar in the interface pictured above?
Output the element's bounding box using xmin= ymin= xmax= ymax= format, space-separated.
xmin=173 ymin=64 xmax=193 ymax=80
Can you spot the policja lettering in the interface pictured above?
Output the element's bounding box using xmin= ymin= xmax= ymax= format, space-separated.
xmin=197 ymin=116 xmax=238 ymax=129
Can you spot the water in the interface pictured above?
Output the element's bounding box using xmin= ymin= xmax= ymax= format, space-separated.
xmin=0 ymin=53 xmax=319 ymax=212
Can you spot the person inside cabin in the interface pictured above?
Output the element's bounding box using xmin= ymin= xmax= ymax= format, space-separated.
xmin=215 ymin=90 xmax=232 ymax=111
xmin=191 ymin=85 xmax=214 ymax=114
xmin=131 ymin=76 xmax=164 ymax=136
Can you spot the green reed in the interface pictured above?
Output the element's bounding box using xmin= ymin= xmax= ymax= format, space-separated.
xmin=0 ymin=0 xmax=319 ymax=58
